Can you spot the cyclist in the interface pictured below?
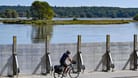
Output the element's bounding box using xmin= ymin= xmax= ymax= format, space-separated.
xmin=60 ymin=50 xmax=72 ymax=76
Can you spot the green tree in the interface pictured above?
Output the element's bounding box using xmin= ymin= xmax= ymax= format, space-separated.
xmin=30 ymin=1 xmax=54 ymax=20
xmin=26 ymin=10 xmax=31 ymax=19
xmin=0 ymin=13 xmax=5 ymax=18
xmin=4 ymin=9 xmax=18 ymax=18
xmin=133 ymin=14 xmax=138 ymax=20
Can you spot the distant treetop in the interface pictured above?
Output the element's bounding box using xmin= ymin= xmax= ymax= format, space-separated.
xmin=30 ymin=1 xmax=54 ymax=20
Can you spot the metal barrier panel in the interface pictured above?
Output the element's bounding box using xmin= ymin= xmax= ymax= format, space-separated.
xmin=0 ymin=42 xmax=134 ymax=75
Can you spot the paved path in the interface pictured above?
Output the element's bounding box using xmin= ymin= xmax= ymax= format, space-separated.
xmin=1 ymin=70 xmax=138 ymax=78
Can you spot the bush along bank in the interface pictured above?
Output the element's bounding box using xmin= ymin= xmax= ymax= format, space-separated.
xmin=2 ymin=19 xmax=136 ymax=25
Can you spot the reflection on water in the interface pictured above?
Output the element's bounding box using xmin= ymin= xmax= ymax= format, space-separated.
xmin=31 ymin=25 xmax=53 ymax=43
xmin=1 ymin=22 xmax=138 ymax=44
xmin=134 ymin=22 xmax=138 ymax=26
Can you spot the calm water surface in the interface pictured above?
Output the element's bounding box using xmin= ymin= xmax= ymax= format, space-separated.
xmin=0 ymin=22 xmax=138 ymax=44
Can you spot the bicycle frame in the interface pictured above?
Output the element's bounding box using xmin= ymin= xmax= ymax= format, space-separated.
xmin=54 ymin=63 xmax=79 ymax=78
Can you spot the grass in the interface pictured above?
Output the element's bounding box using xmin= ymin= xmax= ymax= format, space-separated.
xmin=52 ymin=20 xmax=133 ymax=25
xmin=1 ymin=19 xmax=137 ymax=25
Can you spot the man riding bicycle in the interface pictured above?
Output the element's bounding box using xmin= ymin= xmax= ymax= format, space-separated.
xmin=60 ymin=50 xmax=72 ymax=76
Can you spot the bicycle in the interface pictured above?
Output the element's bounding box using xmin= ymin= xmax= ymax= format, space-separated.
xmin=53 ymin=61 xmax=80 ymax=78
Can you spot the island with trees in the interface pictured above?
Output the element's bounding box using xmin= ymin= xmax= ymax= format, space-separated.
xmin=0 ymin=1 xmax=138 ymax=25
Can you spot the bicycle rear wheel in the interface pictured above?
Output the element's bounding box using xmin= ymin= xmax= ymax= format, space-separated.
xmin=68 ymin=69 xmax=79 ymax=78
xmin=53 ymin=71 xmax=62 ymax=78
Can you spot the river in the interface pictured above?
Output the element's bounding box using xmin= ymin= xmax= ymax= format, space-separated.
xmin=0 ymin=22 xmax=138 ymax=44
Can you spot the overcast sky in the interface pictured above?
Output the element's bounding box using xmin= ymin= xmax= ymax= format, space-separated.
xmin=0 ymin=0 xmax=138 ymax=8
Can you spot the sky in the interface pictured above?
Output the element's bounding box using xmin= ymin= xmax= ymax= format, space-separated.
xmin=0 ymin=0 xmax=138 ymax=8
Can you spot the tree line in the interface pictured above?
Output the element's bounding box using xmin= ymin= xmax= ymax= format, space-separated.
xmin=0 ymin=5 xmax=138 ymax=18
xmin=0 ymin=6 xmax=29 ymax=18
xmin=53 ymin=7 xmax=138 ymax=18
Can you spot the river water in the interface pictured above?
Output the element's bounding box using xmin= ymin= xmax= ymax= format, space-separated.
xmin=0 ymin=22 xmax=138 ymax=44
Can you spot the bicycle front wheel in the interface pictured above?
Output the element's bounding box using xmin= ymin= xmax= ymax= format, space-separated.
xmin=68 ymin=69 xmax=79 ymax=78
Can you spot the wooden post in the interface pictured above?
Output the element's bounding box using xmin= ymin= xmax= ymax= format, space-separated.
xmin=12 ymin=36 xmax=17 ymax=75
xmin=133 ymin=34 xmax=137 ymax=70
xmin=45 ymin=35 xmax=49 ymax=73
xmin=106 ymin=34 xmax=110 ymax=71
xmin=106 ymin=35 xmax=110 ymax=53
xmin=77 ymin=35 xmax=81 ymax=72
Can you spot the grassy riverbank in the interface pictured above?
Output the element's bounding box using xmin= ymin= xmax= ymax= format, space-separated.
xmin=1 ymin=19 xmax=136 ymax=25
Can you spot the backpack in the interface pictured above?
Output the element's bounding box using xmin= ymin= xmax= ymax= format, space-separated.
xmin=54 ymin=65 xmax=63 ymax=74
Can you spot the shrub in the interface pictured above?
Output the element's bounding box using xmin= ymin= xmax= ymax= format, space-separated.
xmin=133 ymin=14 xmax=138 ymax=20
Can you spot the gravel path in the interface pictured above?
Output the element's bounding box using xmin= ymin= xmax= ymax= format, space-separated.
xmin=1 ymin=70 xmax=138 ymax=78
